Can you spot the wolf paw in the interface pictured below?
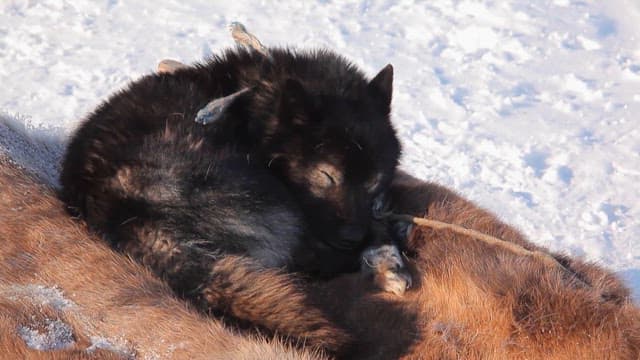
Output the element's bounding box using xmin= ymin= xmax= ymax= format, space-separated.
xmin=361 ymin=245 xmax=412 ymax=295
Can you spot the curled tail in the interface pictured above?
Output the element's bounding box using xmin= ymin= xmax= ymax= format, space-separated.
xmin=199 ymin=255 xmax=350 ymax=354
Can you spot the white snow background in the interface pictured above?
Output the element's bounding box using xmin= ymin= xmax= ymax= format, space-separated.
xmin=1 ymin=0 xmax=639 ymax=301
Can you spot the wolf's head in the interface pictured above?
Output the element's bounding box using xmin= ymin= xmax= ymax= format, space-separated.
xmin=240 ymin=63 xmax=401 ymax=250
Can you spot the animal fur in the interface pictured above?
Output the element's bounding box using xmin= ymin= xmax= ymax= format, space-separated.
xmin=310 ymin=170 xmax=640 ymax=359
xmin=59 ymin=47 xmax=400 ymax=352
xmin=3 ymin=151 xmax=637 ymax=359
xmin=0 ymin=155 xmax=323 ymax=360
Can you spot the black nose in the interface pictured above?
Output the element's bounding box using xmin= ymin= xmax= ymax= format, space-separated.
xmin=339 ymin=225 xmax=367 ymax=242
xmin=372 ymin=192 xmax=388 ymax=219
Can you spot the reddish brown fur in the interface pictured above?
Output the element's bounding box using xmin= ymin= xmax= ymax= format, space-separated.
xmin=0 ymin=155 xmax=323 ymax=360
xmin=312 ymin=171 xmax=640 ymax=359
xmin=2 ymin=151 xmax=638 ymax=359
xmin=201 ymin=255 xmax=349 ymax=352
xmin=0 ymin=300 xmax=126 ymax=359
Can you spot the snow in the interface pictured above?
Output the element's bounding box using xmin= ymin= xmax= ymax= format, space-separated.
xmin=0 ymin=1 xmax=638 ymax=301
xmin=18 ymin=319 xmax=75 ymax=351
xmin=86 ymin=336 xmax=136 ymax=359
xmin=6 ymin=284 xmax=76 ymax=310
xmin=5 ymin=284 xmax=136 ymax=356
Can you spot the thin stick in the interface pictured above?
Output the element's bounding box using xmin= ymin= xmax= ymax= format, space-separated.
xmin=389 ymin=214 xmax=579 ymax=278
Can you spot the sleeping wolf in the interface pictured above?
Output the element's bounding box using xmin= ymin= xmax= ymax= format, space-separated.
xmin=60 ymin=47 xmax=403 ymax=352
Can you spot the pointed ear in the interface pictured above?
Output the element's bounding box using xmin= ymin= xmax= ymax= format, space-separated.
xmin=368 ymin=64 xmax=393 ymax=112
xmin=279 ymin=78 xmax=311 ymax=126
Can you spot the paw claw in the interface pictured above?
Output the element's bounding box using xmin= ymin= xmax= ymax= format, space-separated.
xmin=361 ymin=245 xmax=412 ymax=296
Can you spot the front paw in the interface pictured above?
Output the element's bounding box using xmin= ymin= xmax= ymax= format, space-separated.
xmin=361 ymin=245 xmax=412 ymax=295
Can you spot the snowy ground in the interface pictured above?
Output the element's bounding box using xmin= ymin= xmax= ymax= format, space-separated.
xmin=1 ymin=0 xmax=639 ymax=300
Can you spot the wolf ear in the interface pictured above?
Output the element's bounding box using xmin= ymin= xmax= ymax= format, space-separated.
xmin=279 ymin=78 xmax=311 ymax=126
xmin=368 ymin=64 xmax=393 ymax=113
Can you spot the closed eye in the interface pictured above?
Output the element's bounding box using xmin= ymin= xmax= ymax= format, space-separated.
xmin=308 ymin=163 xmax=342 ymax=193
xmin=320 ymin=170 xmax=336 ymax=186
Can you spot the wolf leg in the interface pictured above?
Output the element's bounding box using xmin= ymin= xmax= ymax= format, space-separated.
xmin=133 ymin=245 xmax=349 ymax=353
xmin=200 ymin=255 xmax=350 ymax=353
xmin=110 ymin=209 xmax=348 ymax=354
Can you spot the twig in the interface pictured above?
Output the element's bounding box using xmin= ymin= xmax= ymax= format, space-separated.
xmin=388 ymin=214 xmax=584 ymax=283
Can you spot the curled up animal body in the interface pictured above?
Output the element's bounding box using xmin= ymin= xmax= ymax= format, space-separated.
xmin=60 ymin=47 xmax=407 ymax=352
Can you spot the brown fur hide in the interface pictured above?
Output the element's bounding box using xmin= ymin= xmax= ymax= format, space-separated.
xmin=0 ymin=155 xmax=322 ymax=360
xmin=312 ymin=171 xmax=640 ymax=359
xmin=1 ymin=153 xmax=638 ymax=359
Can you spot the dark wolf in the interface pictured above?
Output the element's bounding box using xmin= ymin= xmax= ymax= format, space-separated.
xmin=60 ymin=47 xmax=402 ymax=352
xmin=0 ymin=153 xmax=324 ymax=360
